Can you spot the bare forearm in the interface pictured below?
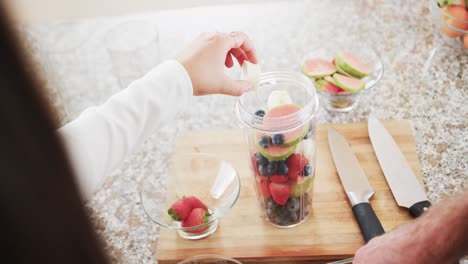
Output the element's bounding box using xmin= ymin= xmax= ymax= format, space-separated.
xmin=413 ymin=190 xmax=468 ymax=263
xmin=354 ymin=190 xmax=468 ymax=264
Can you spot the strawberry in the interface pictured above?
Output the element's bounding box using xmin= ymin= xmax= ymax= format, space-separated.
xmin=286 ymin=154 xmax=309 ymax=180
xmin=182 ymin=208 xmax=212 ymax=233
xmin=270 ymin=174 xmax=289 ymax=183
xmin=269 ymin=182 xmax=292 ymax=205
xmin=186 ymin=196 xmax=208 ymax=210
xmin=168 ymin=197 xmax=192 ymax=221
xmin=259 ymin=181 xmax=271 ymax=198
xmin=168 ymin=196 xmax=208 ymax=221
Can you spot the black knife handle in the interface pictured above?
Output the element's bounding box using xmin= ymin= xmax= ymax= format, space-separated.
xmin=352 ymin=202 xmax=385 ymax=243
xmin=409 ymin=200 xmax=431 ymax=218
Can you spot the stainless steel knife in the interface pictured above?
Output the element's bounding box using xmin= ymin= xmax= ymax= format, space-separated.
xmin=368 ymin=117 xmax=431 ymax=217
xmin=328 ymin=128 xmax=385 ymax=243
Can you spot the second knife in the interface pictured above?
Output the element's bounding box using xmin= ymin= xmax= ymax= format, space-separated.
xmin=328 ymin=128 xmax=385 ymax=242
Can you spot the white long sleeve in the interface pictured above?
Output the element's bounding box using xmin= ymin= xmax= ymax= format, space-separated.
xmin=58 ymin=60 xmax=193 ymax=199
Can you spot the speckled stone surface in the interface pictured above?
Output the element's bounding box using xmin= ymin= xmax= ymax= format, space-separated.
xmin=19 ymin=0 xmax=467 ymax=263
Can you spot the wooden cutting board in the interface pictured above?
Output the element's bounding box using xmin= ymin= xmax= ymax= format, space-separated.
xmin=156 ymin=120 xmax=425 ymax=263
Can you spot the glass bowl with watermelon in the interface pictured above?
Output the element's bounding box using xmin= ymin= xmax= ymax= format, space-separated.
xmin=236 ymin=71 xmax=319 ymax=228
xmin=302 ymin=47 xmax=384 ymax=112
xmin=429 ymin=0 xmax=468 ymax=52
xmin=139 ymin=153 xmax=241 ymax=240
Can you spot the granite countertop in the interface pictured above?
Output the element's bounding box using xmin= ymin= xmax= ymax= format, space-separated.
xmin=20 ymin=0 xmax=467 ymax=263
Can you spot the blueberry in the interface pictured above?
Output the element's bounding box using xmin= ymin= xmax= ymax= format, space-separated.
xmin=289 ymin=211 xmax=298 ymax=222
xmin=286 ymin=197 xmax=300 ymax=212
xmin=276 ymin=160 xmax=288 ymax=175
xmin=258 ymin=164 xmax=271 ymax=176
xmin=265 ymin=198 xmax=277 ymax=210
xmin=266 ymin=207 xmax=276 ymax=218
xmin=255 ymin=153 xmax=269 ymax=166
xmin=255 ymin=109 xmax=265 ymax=117
xmin=272 ymin=134 xmax=285 ymax=145
xmin=267 ymin=161 xmax=279 ymax=175
xmin=303 ymin=123 xmax=314 ymax=140
xmin=259 ymin=136 xmax=271 ymax=148
xmin=303 ymin=164 xmax=313 ymax=176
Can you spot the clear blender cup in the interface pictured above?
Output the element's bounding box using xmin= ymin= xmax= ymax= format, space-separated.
xmin=236 ymin=71 xmax=319 ymax=228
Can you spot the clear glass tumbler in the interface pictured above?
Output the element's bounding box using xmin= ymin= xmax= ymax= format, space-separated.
xmin=236 ymin=71 xmax=319 ymax=228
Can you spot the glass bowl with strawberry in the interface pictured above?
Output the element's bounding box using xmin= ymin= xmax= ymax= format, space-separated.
xmin=430 ymin=0 xmax=468 ymax=52
xmin=302 ymin=46 xmax=384 ymax=112
xmin=139 ymin=153 xmax=241 ymax=240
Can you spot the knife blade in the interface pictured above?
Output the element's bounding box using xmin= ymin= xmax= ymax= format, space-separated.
xmin=328 ymin=128 xmax=385 ymax=243
xmin=368 ymin=117 xmax=431 ymax=217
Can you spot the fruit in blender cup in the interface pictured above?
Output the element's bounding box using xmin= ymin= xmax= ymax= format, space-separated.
xmin=269 ymin=182 xmax=292 ymax=205
xmin=254 ymin=109 xmax=265 ymax=117
xmin=335 ymin=51 xmax=371 ymax=78
xmin=182 ymin=208 xmax=212 ymax=233
xmin=270 ymin=174 xmax=289 ymax=183
xmin=256 ymin=104 xmax=310 ymax=147
xmin=258 ymin=181 xmax=271 ymax=198
xmin=286 ymin=154 xmax=309 ymax=181
xmin=255 ymin=152 xmax=269 ymax=166
xmin=267 ymin=90 xmax=293 ymax=110
xmin=272 ymin=134 xmax=285 ymax=145
xmin=258 ymin=135 xmax=271 ymax=148
xmin=302 ymin=58 xmax=336 ymax=78
xmin=256 ymin=141 xmax=296 ymax=161
xmin=303 ymin=164 xmax=313 ymax=176
xmin=333 ymin=73 xmax=365 ymax=93
xmin=291 ymin=176 xmax=312 ymax=197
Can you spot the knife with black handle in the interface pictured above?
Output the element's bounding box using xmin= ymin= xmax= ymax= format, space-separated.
xmin=368 ymin=117 xmax=431 ymax=217
xmin=328 ymin=128 xmax=385 ymax=242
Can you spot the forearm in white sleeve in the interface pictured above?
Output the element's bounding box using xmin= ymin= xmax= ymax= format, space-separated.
xmin=58 ymin=60 xmax=193 ymax=199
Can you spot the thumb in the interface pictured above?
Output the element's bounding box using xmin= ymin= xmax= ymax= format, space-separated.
xmin=221 ymin=77 xmax=252 ymax=96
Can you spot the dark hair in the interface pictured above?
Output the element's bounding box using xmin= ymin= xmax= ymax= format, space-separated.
xmin=0 ymin=4 xmax=110 ymax=264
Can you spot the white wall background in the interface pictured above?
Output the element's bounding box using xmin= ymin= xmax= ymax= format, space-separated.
xmin=7 ymin=0 xmax=277 ymax=22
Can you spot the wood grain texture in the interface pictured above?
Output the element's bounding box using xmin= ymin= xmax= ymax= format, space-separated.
xmin=156 ymin=120 xmax=425 ymax=263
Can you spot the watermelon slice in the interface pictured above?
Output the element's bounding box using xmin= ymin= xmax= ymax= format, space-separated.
xmin=335 ymin=62 xmax=353 ymax=77
xmin=321 ymin=82 xmax=351 ymax=95
xmin=333 ymin=73 xmax=365 ymax=93
xmin=302 ymin=58 xmax=336 ymax=78
xmin=324 ymin=75 xmax=337 ymax=85
xmin=335 ymin=52 xmax=370 ymax=78
xmin=255 ymin=142 xmax=296 ymax=161
xmin=256 ymin=104 xmax=310 ymax=148
xmin=314 ymin=79 xmax=328 ymax=91
xmin=290 ymin=176 xmax=312 ymax=197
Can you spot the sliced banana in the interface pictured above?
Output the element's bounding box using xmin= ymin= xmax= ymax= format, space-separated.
xmin=267 ymin=90 xmax=293 ymax=110
xmin=240 ymin=61 xmax=261 ymax=91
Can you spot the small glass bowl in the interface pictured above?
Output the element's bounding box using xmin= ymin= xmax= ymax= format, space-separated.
xmin=178 ymin=254 xmax=243 ymax=264
xmin=429 ymin=0 xmax=468 ymax=52
xmin=303 ymin=46 xmax=384 ymax=112
xmin=139 ymin=153 xmax=241 ymax=240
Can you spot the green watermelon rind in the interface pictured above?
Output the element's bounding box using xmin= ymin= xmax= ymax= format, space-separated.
xmin=291 ymin=176 xmax=312 ymax=197
xmin=314 ymin=79 xmax=328 ymax=91
xmin=301 ymin=66 xmax=335 ymax=79
xmin=335 ymin=53 xmax=370 ymax=79
xmin=282 ymin=122 xmax=310 ymax=147
xmin=333 ymin=73 xmax=365 ymax=93
xmin=335 ymin=62 xmax=353 ymax=77
xmin=255 ymin=142 xmax=296 ymax=161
